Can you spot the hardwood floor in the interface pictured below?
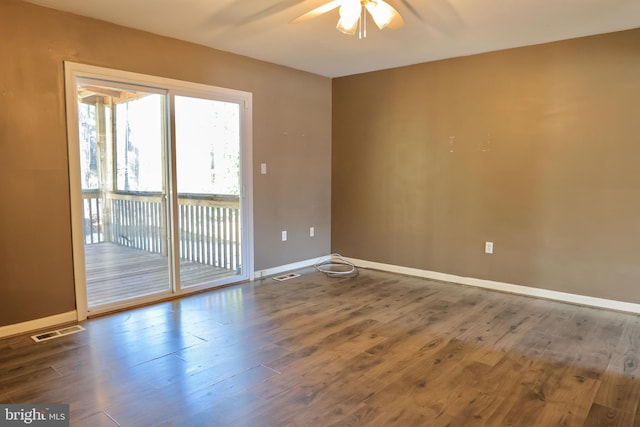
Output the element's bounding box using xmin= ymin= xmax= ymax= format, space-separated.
xmin=85 ymin=243 xmax=235 ymax=308
xmin=2 ymin=267 xmax=640 ymax=426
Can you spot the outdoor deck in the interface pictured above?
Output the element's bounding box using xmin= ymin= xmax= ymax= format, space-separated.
xmin=85 ymin=243 xmax=235 ymax=309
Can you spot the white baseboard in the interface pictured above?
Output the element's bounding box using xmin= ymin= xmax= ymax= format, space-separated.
xmin=254 ymin=256 xmax=326 ymax=280
xmin=4 ymin=259 xmax=635 ymax=338
xmin=0 ymin=311 xmax=78 ymax=339
xmin=347 ymin=258 xmax=640 ymax=315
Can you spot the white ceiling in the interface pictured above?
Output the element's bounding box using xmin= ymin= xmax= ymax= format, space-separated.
xmin=25 ymin=0 xmax=640 ymax=78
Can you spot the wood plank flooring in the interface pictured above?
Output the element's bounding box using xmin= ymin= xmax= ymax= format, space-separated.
xmin=2 ymin=268 xmax=640 ymax=426
xmin=85 ymin=243 xmax=235 ymax=308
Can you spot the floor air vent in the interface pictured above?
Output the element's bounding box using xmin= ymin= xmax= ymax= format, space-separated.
xmin=31 ymin=325 xmax=85 ymax=343
xmin=273 ymin=273 xmax=301 ymax=281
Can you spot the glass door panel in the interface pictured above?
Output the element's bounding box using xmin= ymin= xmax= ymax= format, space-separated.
xmin=175 ymin=95 xmax=242 ymax=288
xmin=76 ymin=80 xmax=171 ymax=310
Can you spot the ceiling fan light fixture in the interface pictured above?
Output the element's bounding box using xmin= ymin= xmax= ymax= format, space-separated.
xmin=336 ymin=1 xmax=361 ymax=35
xmin=366 ymin=1 xmax=397 ymax=30
xmin=336 ymin=18 xmax=359 ymax=35
xmin=291 ymin=0 xmax=404 ymax=37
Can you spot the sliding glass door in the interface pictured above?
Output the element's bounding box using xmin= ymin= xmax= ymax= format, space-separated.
xmin=77 ymin=81 xmax=172 ymax=310
xmin=175 ymin=95 xmax=243 ymax=288
xmin=65 ymin=63 xmax=253 ymax=318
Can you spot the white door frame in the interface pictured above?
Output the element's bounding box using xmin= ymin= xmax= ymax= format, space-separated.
xmin=64 ymin=62 xmax=254 ymax=320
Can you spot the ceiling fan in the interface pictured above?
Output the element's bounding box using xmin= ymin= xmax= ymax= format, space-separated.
xmin=292 ymin=0 xmax=405 ymax=38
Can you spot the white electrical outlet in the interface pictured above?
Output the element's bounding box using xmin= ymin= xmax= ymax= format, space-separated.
xmin=485 ymin=241 xmax=494 ymax=254
xmin=282 ymin=230 xmax=287 ymax=241
xmin=261 ymin=163 xmax=267 ymax=174
xmin=310 ymin=226 xmax=315 ymax=237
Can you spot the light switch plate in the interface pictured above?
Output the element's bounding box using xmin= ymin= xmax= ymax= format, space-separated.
xmin=485 ymin=241 xmax=494 ymax=254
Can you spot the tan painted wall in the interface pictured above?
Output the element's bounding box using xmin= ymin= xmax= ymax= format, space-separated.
xmin=333 ymin=29 xmax=640 ymax=303
xmin=0 ymin=0 xmax=331 ymax=326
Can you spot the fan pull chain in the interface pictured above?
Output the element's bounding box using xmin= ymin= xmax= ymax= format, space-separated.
xmin=359 ymin=5 xmax=367 ymax=39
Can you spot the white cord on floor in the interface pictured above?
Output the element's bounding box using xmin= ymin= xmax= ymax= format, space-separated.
xmin=314 ymin=253 xmax=359 ymax=278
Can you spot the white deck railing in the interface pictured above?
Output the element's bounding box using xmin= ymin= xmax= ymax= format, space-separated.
xmin=82 ymin=191 xmax=241 ymax=271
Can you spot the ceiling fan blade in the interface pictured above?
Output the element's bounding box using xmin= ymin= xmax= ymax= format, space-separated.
xmin=239 ymin=1 xmax=304 ymax=26
xmin=398 ymin=0 xmax=423 ymax=21
xmin=291 ymin=0 xmax=342 ymax=24
xmin=366 ymin=0 xmax=404 ymax=30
